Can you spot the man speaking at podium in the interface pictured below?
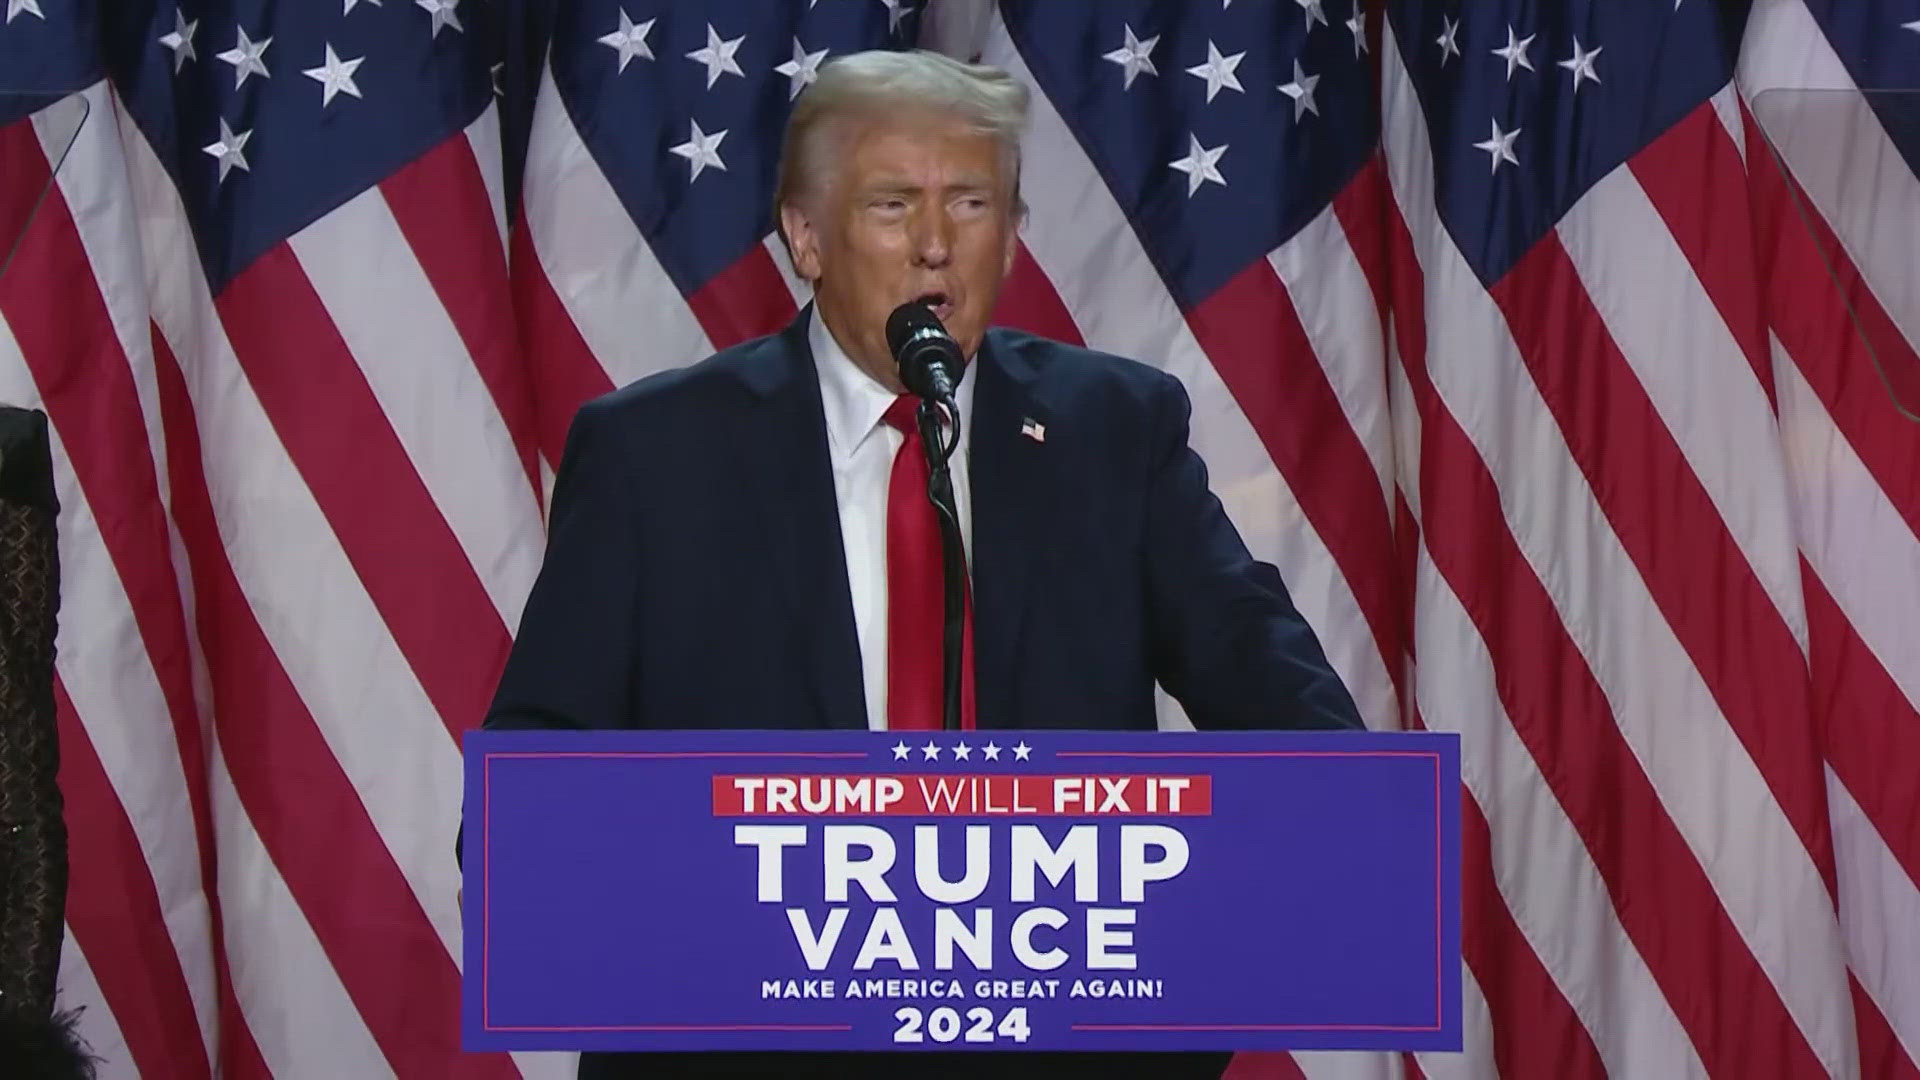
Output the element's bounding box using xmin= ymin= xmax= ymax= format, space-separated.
xmin=484 ymin=48 xmax=1361 ymax=1080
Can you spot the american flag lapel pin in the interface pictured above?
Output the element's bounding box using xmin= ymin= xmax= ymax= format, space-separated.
xmin=1020 ymin=417 xmax=1046 ymax=443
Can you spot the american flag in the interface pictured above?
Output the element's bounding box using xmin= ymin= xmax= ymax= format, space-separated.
xmin=2 ymin=0 xmax=547 ymax=1076
xmin=1373 ymin=0 xmax=1918 ymax=1076
xmin=2 ymin=0 xmax=1916 ymax=1077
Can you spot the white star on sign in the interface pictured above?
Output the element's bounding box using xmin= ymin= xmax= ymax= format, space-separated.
xmin=6 ymin=0 xmax=42 ymax=23
xmin=1279 ymin=59 xmax=1320 ymax=120
xmin=982 ymin=742 xmax=1001 ymax=761
xmin=1346 ymin=5 xmax=1368 ymax=57
xmin=921 ymin=741 xmax=941 ymax=761
xmin=217 ymin=28 xmax=272 ymax=89
xmin=1905 ymin=18 xmax=1920 ymax=34
xmin=1169 ymin=133 xmax=1228 ymax=196
xmin=344 ymin=0 xmax=379 ymax=13
xmin=202 ymin=118 xmax=251 ymax=183
xmin=304 ymin=44 xmax=364 ymax=107
xmin=892 ymin=741 xmax=911 ymax=761
xmin=1185 ymin=41 xmax=1245 ymax=103
xmin=599 ymin=9 xmax=655 ymax=73
xmin=774 ymin=37 xmax=829 ymax=99
xmin=1295 ymin=0 xmax=1327 ymax=30
xmin=1558 ymin=37 xmax=1601 ymax=93
xmin=416 ymin=0 xmax=463 ymax=39
xmin=159 ymin=11 xmax=198 ymax=74
xmin=670 ymin=119 xmax=728 ymax=180
xmin=1436 ymin=16 xmax=1461 ymax=66
xmin=1492 ymin=24 xmax=1535 ymax=80
xmin=1102 ymin=24 xmax=1158 ymax=91
xmin=1474 ymin=117 xmax=1521 ymax=174
xmin=952 ymin=742 xmax=972 ymax=761
xmin=1012 ymin=741 xmax=1032 ymax=761
xmin=881 ymin=0 xmax=912 ymax=34
xmin=687 ymin=23 xmax=746 ymax=89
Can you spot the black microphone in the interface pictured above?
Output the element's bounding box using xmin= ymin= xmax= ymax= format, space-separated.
xmin=884 ymin=300 xmax=967 ymax=733
xmin=886 ymin=301 xmax=962 ymax=407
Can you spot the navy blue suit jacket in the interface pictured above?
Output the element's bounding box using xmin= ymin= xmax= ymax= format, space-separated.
xmin=487 ymin=310 xmax=1360 ymax=739
xmin=482 ymin=311 xmax=1361 ymax=1080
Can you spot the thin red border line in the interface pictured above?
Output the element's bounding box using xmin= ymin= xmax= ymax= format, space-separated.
xmin=481 ymin=751 xmax=864 ymax=1031
xmin=483 ymin=755 xmax=492 ymax=1031
xmin=485 ymin=751 xmax=870 ymax=759
xmin=487 ymin=1024 xmax=855 ymax=1033
xmin=1071 ymin=1023 xmax=1443 ymax=1032
xmin=1066 ymin=750 xmax=1447 ymax=1034
xmin=1054 ymin=750 xmax=1437 ymax=759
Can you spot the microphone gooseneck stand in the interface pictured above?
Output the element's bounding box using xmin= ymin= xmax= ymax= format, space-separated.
xmin=916 ymin=399 xmax=965 ymax=733
xmin=886 ymin=299 xmax=969 ymax=734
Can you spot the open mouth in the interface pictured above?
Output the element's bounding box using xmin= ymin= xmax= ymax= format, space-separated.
xmin=913 ymin=291 xmax=955 ymax=324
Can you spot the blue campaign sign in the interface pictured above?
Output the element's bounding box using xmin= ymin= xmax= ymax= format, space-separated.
xmin=461 ymin=728 xmax=1461 ymax=1053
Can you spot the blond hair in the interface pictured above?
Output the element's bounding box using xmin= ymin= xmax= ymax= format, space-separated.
xmin=773 ymin=49 xmax=1030 ymax=249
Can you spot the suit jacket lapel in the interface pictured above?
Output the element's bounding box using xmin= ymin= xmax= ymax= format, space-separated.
xmin=732 ymin=310 xmax=867 ymax=731
xmin=968 ymin=331 xmax=1053 ymax=729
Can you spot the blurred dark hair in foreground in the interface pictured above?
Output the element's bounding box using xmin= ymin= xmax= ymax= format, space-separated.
xmin=0 ymin=1007 xmax=99 ymax=1080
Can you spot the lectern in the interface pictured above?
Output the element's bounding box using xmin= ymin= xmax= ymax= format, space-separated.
xmin=461 ymin=727 xmax=1462 ymax=1054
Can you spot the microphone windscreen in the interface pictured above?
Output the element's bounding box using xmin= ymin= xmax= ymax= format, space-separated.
xmin=886 ymin=301 xmax=948 ymax=359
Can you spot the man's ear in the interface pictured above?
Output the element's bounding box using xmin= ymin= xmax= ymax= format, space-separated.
xmin=1001 ymin=180 xmax=1024 ymax=278
xmin=781 ymin=201 xmax=823 ymax=281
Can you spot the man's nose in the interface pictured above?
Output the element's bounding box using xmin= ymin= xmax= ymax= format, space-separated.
xmin=910 ymin=208 xmax=953 ymax=268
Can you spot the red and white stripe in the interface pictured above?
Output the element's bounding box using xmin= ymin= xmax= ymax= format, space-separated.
xmin=978 ymin=7 xmax=1404 ymax=741
xmin=1740 ymin=2 xmax=1920 ymax=1071
xmin=517 ymin=60 xmax=702 ymax=424
xmin=1380 ymin=10 xmax=1861 ymax=1077
xmin=1373 ymin=128 xmax=1610 ymax=1080
xmin=964 ymin=10 xmax=1405 ymax=1079
xmin=55 ymin=927 xmax=131 ymax=1080
xmin=0 ymin=74 xmax=573 ymax=1074
xmin=2 ymin=86 xmax=234 ymax=1078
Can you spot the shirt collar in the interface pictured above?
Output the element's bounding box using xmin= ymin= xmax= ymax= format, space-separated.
xmin=811 ymin=306 xmax=975 ymax=465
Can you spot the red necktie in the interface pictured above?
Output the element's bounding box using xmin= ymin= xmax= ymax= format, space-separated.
xmin=882 ymin=395 xmax=975 ymax=731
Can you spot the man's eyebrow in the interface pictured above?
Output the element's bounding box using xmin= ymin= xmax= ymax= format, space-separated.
xmin=858 ymin=177 xmax=997 ymax=195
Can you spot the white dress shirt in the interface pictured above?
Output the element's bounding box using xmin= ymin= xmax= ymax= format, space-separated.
xmin=810 ymin=309 xmax=975 ymax=731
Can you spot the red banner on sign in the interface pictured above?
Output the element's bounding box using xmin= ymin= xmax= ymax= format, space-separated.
xmin=710 ymin=774 xmax=1214 ymax=817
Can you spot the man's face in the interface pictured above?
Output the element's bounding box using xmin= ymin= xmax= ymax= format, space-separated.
xmin=783 ymin=112 xmax=1018 ymax=390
